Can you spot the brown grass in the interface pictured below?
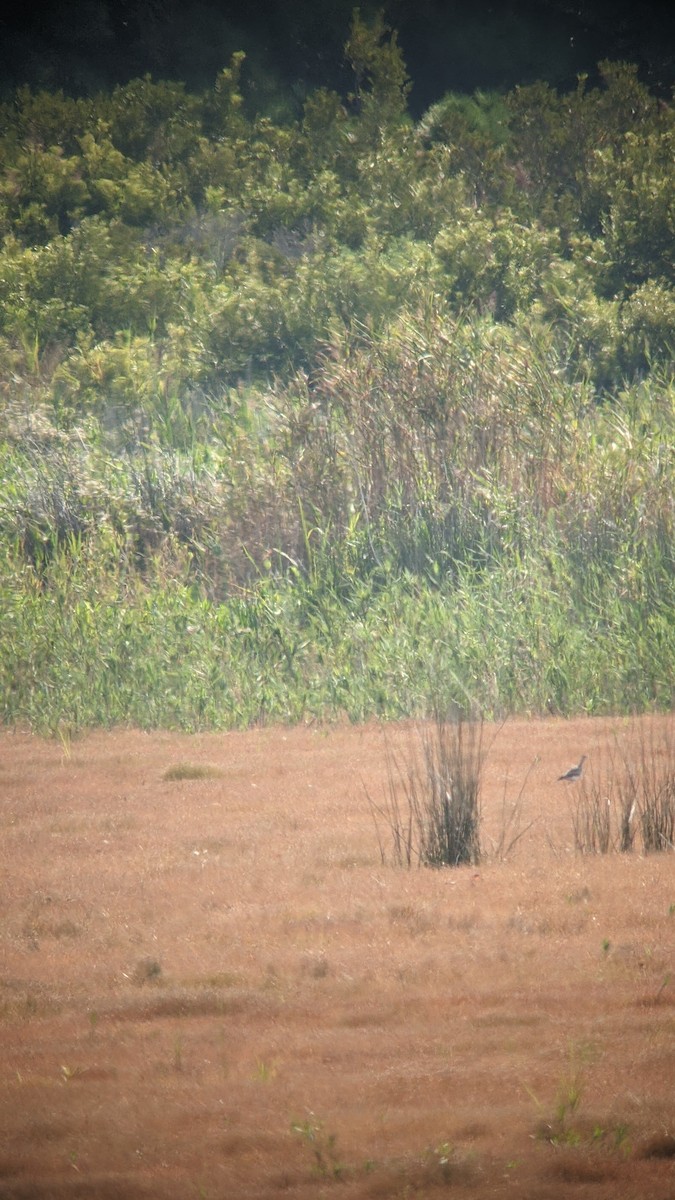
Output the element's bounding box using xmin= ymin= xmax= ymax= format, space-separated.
xmin=1 ymin=715 xmax=675 ymax=1199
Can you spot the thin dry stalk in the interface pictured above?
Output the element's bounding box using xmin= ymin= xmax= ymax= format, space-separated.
xmin=571 ymin=774 xmax=612 ymax=854
xmin=489 ymin=756 xmax=538 ymax=861
xmin=366 ymin=740 xmax=418 ymax=867
xmin=615 ymin=754 xmax=640 ymax=852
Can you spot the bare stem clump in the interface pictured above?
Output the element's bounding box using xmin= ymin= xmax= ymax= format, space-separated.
xmin=369 ymin=707 xmax=485 ymax=868
xmin=571 ymin=715 xmax=675 ymax=855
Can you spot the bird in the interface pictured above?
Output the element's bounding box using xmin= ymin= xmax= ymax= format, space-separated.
xmin=558 ymin=755 xmax=586 ymax=782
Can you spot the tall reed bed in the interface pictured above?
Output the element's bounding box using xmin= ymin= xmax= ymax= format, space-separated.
xmin=0 ymin=310 xmax=673 ymax=731
xmin=0 ymin=533 xmax=672 ymax=732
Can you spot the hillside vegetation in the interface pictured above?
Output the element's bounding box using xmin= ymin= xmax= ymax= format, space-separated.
xmin=1 ymin=14 xmax=673 ymax=731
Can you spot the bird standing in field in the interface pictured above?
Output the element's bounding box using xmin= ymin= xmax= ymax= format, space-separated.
xmin=558 ymin=755 xmax=586 ymax=782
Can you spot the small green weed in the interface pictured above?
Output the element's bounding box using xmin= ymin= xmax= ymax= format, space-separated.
xmin=526 ymin=1049 xmax=632 ymax=1154
xmin=552 ymin=1072 xmax=584 ymax=1143
xmin=430 ymin=1140 xmax=456 ymax=1182
xmin=130 ymin=957 xmax=163 ymax=985
xmin=253 ymin=1059 xmax=278 ymax=1082
xmin=291 ymin=1114 xmax=345 ymax=1180
xmin=60 ymin=1064 xmax=83 ymax=1083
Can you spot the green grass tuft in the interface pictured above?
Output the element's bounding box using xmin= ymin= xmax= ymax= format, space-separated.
xmin=162 ymin=763 xmax=224 ymax=781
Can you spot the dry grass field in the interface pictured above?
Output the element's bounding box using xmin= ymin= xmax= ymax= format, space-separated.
xmin=1 ymin=715 xmax=675 ymax=1199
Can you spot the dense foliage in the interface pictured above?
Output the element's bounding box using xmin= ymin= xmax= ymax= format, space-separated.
xmin=1 ymin=15 xmax=673 ymax=731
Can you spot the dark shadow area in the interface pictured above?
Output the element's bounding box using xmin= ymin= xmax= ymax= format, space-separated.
xmin=3 ymin=0 xmax=675 ymax=109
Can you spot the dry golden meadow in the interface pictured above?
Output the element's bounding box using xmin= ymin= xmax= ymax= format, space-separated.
xmin=1 ymin=715 xmax=675 ymax=1199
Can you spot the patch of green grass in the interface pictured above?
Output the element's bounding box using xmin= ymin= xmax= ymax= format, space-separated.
xmin=162 ymin=762 xmax=224 ymax=781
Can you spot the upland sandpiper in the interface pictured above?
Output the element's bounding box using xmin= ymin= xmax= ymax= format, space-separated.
xmin=558 ymin=755 xmax=586 ymax=782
